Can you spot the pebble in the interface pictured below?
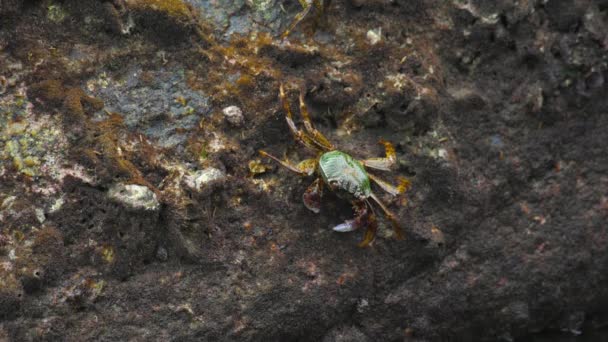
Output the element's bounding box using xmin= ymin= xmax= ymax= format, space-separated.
xmin=185 ymin=168 xmax=226 ymax=191
xmin=107 ymin=183 xmax=159 ymax=211
xmin=222 ymin=105 xmax=244 ymax=126
xmin=366 ymin=28 xmax=382 ymax=45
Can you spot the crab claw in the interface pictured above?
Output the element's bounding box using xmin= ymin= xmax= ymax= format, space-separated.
xmin=333 ymin=220 xmax=357 ymax=232
xmin=303 ymin=196 xmax=320 ymax=213
xmin=331 ymin=200 xmax=379 ymax=247
xmin=303 ymin=191 xmax=321 ymax=213
xmin=303 ymin=178 xmax=323 ymax=213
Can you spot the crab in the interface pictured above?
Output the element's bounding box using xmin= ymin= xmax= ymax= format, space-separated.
xmin=259 ymin=84 xmax=411 ymax=247
xmin=281 ymin=0 xmax=331 ymax=39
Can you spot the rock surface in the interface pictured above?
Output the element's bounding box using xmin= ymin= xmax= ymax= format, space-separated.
xmin=1 ymin=0 xmax=607 ymax=341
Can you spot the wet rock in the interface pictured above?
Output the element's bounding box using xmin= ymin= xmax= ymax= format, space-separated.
xmin=51 ymin=181 xmax=162 ymax=279
xmin=348 ymin=0 xmax=365 ymax=8
xmin=61 ymin=275 xmax=105 ymax=309
xmin=583 ymin=5 xmax=608 ymax=44
xmin=323 ymin=325 xmax=370 ymax=342
xmin=186 ymin=0 xmax=282 ymax=40
xmin=0 ymin=0 xmax=27 ymax=16
xmin=544 ymin=0 xmax=587 ymax=32
xmin=3 ymin=0 xmax=608 ymax=341
xmin=19 ymin=268 xmax=44 ymax=294
xmin=0 ymin=75 xmax=7 ymax=95
xmin=125 ymin=0 xmax=199 ymax=44
xmin=87 ymin=67 xmax=211 ymax=148
xmin=448 ymin=86 xmax=487 ymax=111
xmin=155 ymin=245 xmax=168 ymax=261
xmin=0 ymin=274 xmax=23 ymax=319
xmin=559 ymin=311 xmax=586 ymax=336
xmin=306 ymin=67 xmax=363 ymax=107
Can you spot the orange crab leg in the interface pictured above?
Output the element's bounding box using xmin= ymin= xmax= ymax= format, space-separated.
xmin=280 ymin=84 xmax=331 ymax=152
xmin=281 ymin=0 xmax=315 ymax=39
xmin=259 ymin=150 xmax=316 ymax=176
xmin=362 ymin=139 xmax=397 ymax=171
xmin=313 ymin=0 xmax=330 ymax=28
xmin=358 ymin=218 xmax=378 ymax=248
xmin=368 ymin=173 xmax=410 ymax=196
xmin=298 ymin=88 xmax=334 ymax=150
xmin=370 ymin=193 xmax=404 ymax=240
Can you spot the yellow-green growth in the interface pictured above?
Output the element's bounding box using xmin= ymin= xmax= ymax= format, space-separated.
xmin=47 ymin=3 xmax=68 ymax=23
xmin=130 ymin=0 xmax=191 ymax=19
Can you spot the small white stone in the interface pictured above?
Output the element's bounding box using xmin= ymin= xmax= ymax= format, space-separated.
xmin=35 ymin=208 xmax=46 ymax=223
xmin=222 ymin=105 xmax=244 ymax=126
xmin=206 ymin=134 xmax=226 ymax=153
xmin=437 ymin=148 xmax=448 ymax=159
xmin=366 ymin=28 xmax=382 ymax=45
xmin=357 ymin=298 xmax=369 ymax=313
xmin=185 ymin=168 xmax=226 ymax=191
xmin=108 ymin=183 xmax=159 ymax=211
xmin=121 ymin=15 xmax=135 ymax=35
xmin=49 ymin=196 xmax=65 ymax=213
xmin=1 ymin=196 xmax=16 ymax=209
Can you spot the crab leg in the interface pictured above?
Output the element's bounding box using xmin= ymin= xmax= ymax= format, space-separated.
xmin=358 ymin=215 xmax=378 ymax=248
xmin=361 ymin=139 xmax=397 ymax=171
xmin=279 ymin=84 xmax=325 ymax=152
xmin=368 ymin=173 xmax=410 ymax=196
xmin=312 ymin=0 xmax=331 ymax=30
xmin=303 ymin=178 xmax=323 ymax=213
xmin=259 ymin=150 xmax=316 ymax=176
xmin=297 ymin=88 xmax=334 ymax=150
xmin=281 ymin=0 xmax=314 ymax=39
xmin=370 ymin=193 xmax=404 ymax=240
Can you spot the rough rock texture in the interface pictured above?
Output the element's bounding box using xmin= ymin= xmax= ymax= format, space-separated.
xmin=1 ymin=0 xmax=607 ymax=341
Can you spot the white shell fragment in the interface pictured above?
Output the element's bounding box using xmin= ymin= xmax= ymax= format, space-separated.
xmin=108 ymin=183 xmax=160 ymax=211
xmin=366 ymin=28 xmax=382 ymax=45
xmin=185 ymin=168 xmax=226 ymax=191
xmin=222 ymin=105 xmax=244 ymax=126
